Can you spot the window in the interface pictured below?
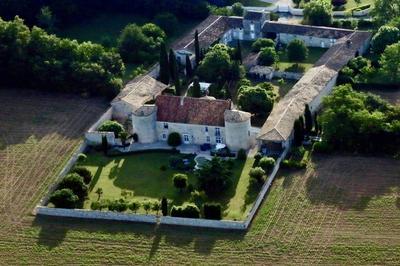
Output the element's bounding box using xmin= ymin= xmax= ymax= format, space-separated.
xmin=162 ymin=133 xmax=167 ymax=140
xmin=215 ymin=128 xmax=221 ymax=137
xmin=250 ymin=23 xmax=255 ymax=32
xmin=206 ymin=136 xmax=210 ymax=142
xmin=183 ymin=134 xmax=190 ymax=144
xmin=205 ymin=126 xmax=208 ymax=132
xmin=163 ymin=122 xmax=168 ymax=129
xmin=216 ymin=137 xmax=222 ymax=144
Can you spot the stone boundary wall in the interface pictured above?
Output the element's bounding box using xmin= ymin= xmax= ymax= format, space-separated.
xmin=38 ymin=141 xmax=88 ymax=206
xmin=244 ymin=146 xmax=289 ymax=228
xmin=273 ymin=71 xmax=303 ymax=80
xmin=160 ymin=216 xmax=246 ymax=230
xmin=36 ymin=206 xmax=158 ymax=224
xmin=85 ymin=107 xmax=118 ymax=146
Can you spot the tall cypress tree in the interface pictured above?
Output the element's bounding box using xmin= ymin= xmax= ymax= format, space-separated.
xmin=185 ymin=55 xmax=193 ymax=79
xmin=314 ymin=113 xmax=319 ymax=135
xmin=235 ymin=40 xmax=242 ymax=63
xmin=293 ymin=118 xmax=304 ymax=147
xmin=169 ymin=49 xmax=178 ymax=82
xmin=192 ymin=76 xmax=201 ymax=98
xmin=159 ymin=42 xmax=169 ymax=84
xmin=194 ymin=30 xmax=200 ymax=66
xmin=174 ymin=78 xmax=182 ymax=96
xmin=161 ymin=197 xmax=168 ymax=216
xmin=304 ymin=104 xmax=313 ymax=135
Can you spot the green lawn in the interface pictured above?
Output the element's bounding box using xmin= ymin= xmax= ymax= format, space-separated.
xmin=239 ymin=0 xmax=272 ymax=7
xmin=298 ymin=0 xmax=373 ymax=10
xmin=80 ymin=151 xmax=257 ymax=220
xmin=276 ymin=47 xmax=327 ymax=73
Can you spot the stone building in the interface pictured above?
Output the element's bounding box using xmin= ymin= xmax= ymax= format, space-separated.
xmin=132 ymin=95 xmax=253 ymax=151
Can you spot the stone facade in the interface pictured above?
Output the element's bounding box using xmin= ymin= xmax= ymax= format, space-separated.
xmin=277 ymin=33 xmax=336 ymax=48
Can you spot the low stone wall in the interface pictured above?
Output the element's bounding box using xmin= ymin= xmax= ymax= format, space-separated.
xmin=160 ymin=216 xmax=246 ymax=230
xmin=273 ymin=71 xmax=303 ymax=80
xmin=36 ymin=206 xmax=158 ymax=224
xmin=38 ymin=141 xmax=88 ymax=206
xmin=244 ymin=146 xmax=289 ymax=228
xmin=85 ymin=131 xmax=117 ymax=146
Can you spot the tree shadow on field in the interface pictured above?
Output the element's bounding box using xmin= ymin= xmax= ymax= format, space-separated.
xmin=305 ymin=155 xmax=400 ymax=211
xmin=33 ymin=215 xmax=245 ymax=258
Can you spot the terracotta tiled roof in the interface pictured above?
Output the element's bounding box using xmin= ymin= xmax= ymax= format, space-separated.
xmin=155 ymin=95 xmax=231 ymax=126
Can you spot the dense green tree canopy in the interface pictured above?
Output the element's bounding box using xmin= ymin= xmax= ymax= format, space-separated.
xmin=371 ymin=0 xmax=400 ymax=26
xmin=371 ymin=26 xmax=400 ymax=54
xmin=237 ymin=85 xmax=275 ymax=116
xmin=287 ymin=39 xmax=309 ymax=62
xmin=321 ymin=85 xmax=400 ymax=153
xmin=258 ymin=47 xmax=278 ymax=66
xmin=118 ymin=23 xmax=166 ymax=64
xmin=379 ymin=42 xmax=400 ymax=82
xmin=0 ymin=17 xmax=124 ymax=97
xmin=154 ymin=12 xmax=179 ymax=35
xmin=303 ymin=0 xmax=333 ymax=26
xmin=251 ymin=38 xmax=275 ymax=52
xmin=196 ymin=157 xmax=232 ymax=197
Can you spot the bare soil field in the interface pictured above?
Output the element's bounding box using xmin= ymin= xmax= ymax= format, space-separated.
xmin=0 ymin=89 xmax=399 ymax=264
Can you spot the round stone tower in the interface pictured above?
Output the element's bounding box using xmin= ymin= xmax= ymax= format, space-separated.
xmin=224 ymin=110 xmax=252 ymax=151
xmin=131 ymin=105 xmax=157 ymax=143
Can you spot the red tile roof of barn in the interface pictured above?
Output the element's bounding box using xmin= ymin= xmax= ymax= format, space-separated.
xmin=155 ymin=95 xmax=231 ymax=126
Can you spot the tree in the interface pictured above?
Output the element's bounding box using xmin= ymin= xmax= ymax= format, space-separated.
xmin=173 ymin=173 xmax=188 ymax=192
xmin=371 ymin=26 xmax=400 ymax=54
xmin=258 ymin=47 xmax=278 ymax=66
xmin=170 ymin=204 xmax=200 ymax=218
xmin=108 ymin=199 xmax=128 ymax=212
xmin=249 ymin=167 xmax=266 ymax=183
xmin=169 ymin=49 xmax=178 ymax=82
xmin=252 ymin=38 xmax=275 ymax=52
xmin=58 ymin=173 xmax=88 ymax=199
xmin=314 ymin=113 xmax=320 ymax=135
xmin=101 ymin=136 xmax=108 ymax=155
xmin=129 ymin=200 xmax=141 ymax=213
xmin=379 ymin=42 xmax=400 ymax=83
xmin=154 ymin=12 xmax=178 ymax=35
xmin=303 ymin=0 xmax=333 ymax=26
xmin=293 ymin=118 xmax=305 ymax=146
xmin=118 ymin=23 xmax=166 ymax=63
xmin=203 ymin=203 xmax=222 ymax=220
xmin=71 ymin=167 xmax=93 ymax=184
xmin=159 ymin=42 xmax=170 ymax=84
xmin=98 ymin=120 xmax=125 ymax=138
xmin=304 ymin=104 xmax=313 ymax=135
xmin=234 ymin=40 xmax=242 ymax=63
xmin=185 ymin=55 xmax=193 ymax=79
xmin=120 ymin=131 xmax=128 ymax=146
xmin=237 ymin=86 xmax=275 ymax=116
xmin=49 ymin=189 xmax=79 ymax=209
xmin=196 ymin=157 xmax=232 ymax=196
xmin=192 ymin=76 xmax=202 ymax=97
xmin=174 ymin=78 xmax=182 ymax=96
xmin=293 ymin=0 xmax=302 ymax=8
xmin=332 ymin=0 xmax=347 ymax=7
xmin=95 ymin=187 xmax=103 ymax=201
xmin=167 ymin=132 xmax=182 ymax=147
xmin=161 ymin=197 xmax=168 ymax=216
xmin=152 ymin=201 xmax=161 ymax=215
xmin=287 ymin=39 xmax=309 ymax=62
xmin=143 ymin=201 xmax=152 ymax=214
xmin=258 ymin=157 xmax=276 ymax=172
xmin=36 ymin=6 xmax=55 ymax=32
xmin=232 ymin=2 xmax=244 ymax=16
xmin=371 ymin=0 xmax=400 ymax=26
xmin=195 ymin=30 xmax=201 ymax=66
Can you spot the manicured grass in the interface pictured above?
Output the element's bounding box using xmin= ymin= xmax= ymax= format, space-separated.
xmin=298 ymin=0 xmax=372 ymax=11
xmin=80 ymin=151 xmax=257 ymax=220
xmin=239 ymin=0 xmax=272 ymax=7
xmin=276 ymin=47 xmax=327 ymax=73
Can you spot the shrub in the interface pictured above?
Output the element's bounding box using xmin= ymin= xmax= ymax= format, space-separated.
xmin=129 ymin=200 xmax=141 ymax=213
xmin=173 ymin=173 xmax=188 ymax=191
xmin=190 ymin=190 xmax=208 ymax=207
xmin=161 ymin=197 xmax=168 ymax=216
xmin=152 ymin=200 xmax=161 ymax=215
xmin=231 ymin=2 xmax=244 ymax=16
xmin=71 ymin=167 xmax=93 ymax=184
xmin=203 ymin=203 xmax=222 ymax=220
xmin=237 ymin=85 xmax=275 ymax=116
xmin=143 ymin=200 xmax=152 ymax=214
xmin=49 ymin=188 xmax=79 ymax=209
xmin=58 ymin=173 xmax=88 ymax=199
xmin=167 ymin=132 xmax=182 ymax=147
xmin=249 ymin=167 xmax=266 ymax=183
xmin=154 ymin=12 xmax=178 ymax=35
xmin=258 ymin=47 xmax=278 ymax=66
xmin=98 ymin=120 xmax=125 ymax=138
xmin=160 ymin=165 xmax=167 ymax=171
xmin=312 ymin=141 xmax=333 ymax=153
xmin=77 ymin=153 xmax=87 ymax=163
xmin=90 ymin=201 xmax=102 ymax=210
xmin=372 ymin=26 xmax=400 ymax=54
xmin=303 ymin=0 xmax=333 ymax=26
xmin=108 ymin=199 xmax=128 ymax=212
xmin=281 ymin=159 xmax=307 ymax=169
xmin=254 ymin=152 xmax=263 ymax=162
xmin=237 ymin=149 xmax=247 ymax=160
xmin=252 ymin=38 xmax=275 ymax=52
xmin=170 ymin=204 xmax=200 ymax=218
xmin=287 ymin=39 xmax=308 ymax=62
xmin=258 ymin=157 xmax=276 ymax=172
